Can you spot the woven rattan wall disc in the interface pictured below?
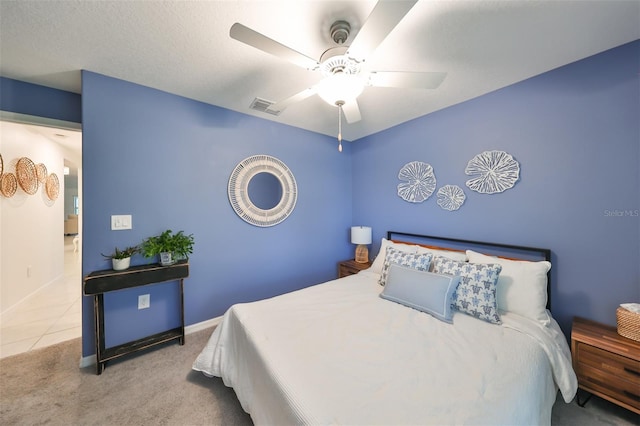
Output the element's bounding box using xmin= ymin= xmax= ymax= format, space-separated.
xmin=36 ymin=163 xmax=48 ymax=183
xmin=228 ymin=155 xmax=297 ymax=227
xmin=45 ymin=173 xmax=60 ymax=201
xmin=16 ymin=157 xmax=38 ymax=195
xmin=1 ymin=173 xmax=17 ymax=197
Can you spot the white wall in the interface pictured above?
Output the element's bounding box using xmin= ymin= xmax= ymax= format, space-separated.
xmin=0 ymin=121 xmax=65 ymax=313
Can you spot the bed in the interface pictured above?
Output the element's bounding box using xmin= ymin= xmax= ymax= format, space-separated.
xmin=193 ymin=231 xmax=577 ymax=425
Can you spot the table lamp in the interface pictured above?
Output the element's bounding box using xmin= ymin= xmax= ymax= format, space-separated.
xmin=351 ymin=226 xmax=372 ymax=263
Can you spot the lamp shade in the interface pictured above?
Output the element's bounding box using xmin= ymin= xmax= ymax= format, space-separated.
xmin=351 ymin=226 xmax=372 ymax=245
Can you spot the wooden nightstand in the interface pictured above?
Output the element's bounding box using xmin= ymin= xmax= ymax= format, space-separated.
xmin=338 ymin=259 xmax=372 ymax=278
xmin=571 ymin=316 xmax=640 ymax=414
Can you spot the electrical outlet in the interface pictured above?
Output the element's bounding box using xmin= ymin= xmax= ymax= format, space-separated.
xmin=138 ymin=294 xmax=150 ymax=310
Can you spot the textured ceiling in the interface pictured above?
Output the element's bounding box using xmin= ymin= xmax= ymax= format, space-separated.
xmin=0 ymin=1 xmax=638 ymax=142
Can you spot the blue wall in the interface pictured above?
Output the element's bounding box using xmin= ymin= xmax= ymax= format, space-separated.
xmin=80 ymin=71 xmax=353 ymax=354
xmin=0 ymin=77 xmax=81 ymax=123
xmin=2 ymin=41 xmax=637 ymax=357
xmin=352 ymin=40 xmax=639 ymax=336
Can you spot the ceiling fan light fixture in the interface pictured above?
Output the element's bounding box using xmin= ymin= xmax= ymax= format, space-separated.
xmin=316 ymin=73 xmax=365 ymax=106
xmin=230 ymin=0 xmax=433 ymax=139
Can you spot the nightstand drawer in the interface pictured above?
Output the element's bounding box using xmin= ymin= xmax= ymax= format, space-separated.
xmin=571 ymin=316 xmax=640 ymax=415
xmin=576 ymin=343 xmax=640 ymax=385
xmin=576 ymin=361 xmax=640 ymax=410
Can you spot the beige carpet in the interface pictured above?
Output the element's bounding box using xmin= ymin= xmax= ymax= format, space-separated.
xmin=1 ymin=326 xmax=637 ymax=426
xmin=0 ymin=327 xmax=252 ymax=425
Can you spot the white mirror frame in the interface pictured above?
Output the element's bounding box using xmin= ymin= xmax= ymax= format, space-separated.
xmin=228 ymin=155 xmax=297 ymax=227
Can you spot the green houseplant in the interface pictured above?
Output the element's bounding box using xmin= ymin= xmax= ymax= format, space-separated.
xmin=141 ymin=229 xmax=194 ymax=266
xmin=101 ymin=245 xmax=138 ymax=271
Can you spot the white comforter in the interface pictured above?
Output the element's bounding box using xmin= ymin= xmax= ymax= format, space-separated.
xmin=193 ymin=271 xmax=577 ymax=425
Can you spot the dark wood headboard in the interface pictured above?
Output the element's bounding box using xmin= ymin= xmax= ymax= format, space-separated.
xmin=387 ymin=231 xmax=552 ymax=310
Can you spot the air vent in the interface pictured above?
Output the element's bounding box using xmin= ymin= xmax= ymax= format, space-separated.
xmin=249 ymin=98 xmax=281 ymax=116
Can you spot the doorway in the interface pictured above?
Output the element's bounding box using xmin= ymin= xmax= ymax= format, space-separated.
xmin=0 ymin=116 xmax=82 ymax=358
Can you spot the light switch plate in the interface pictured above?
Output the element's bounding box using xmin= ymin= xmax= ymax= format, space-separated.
xmin=111 ymin=214 xmax=132 ymax=230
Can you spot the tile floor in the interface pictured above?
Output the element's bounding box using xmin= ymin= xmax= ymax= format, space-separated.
xmin=0 ymin=236 xmax=82 ymax=358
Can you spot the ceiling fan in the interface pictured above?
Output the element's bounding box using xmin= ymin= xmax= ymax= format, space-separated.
xmin=230 ymin=0 xmax=446 ymax=149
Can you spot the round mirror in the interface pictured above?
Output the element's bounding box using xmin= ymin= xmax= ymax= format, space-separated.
xmin=228 ymin=155 xmax=297 ymax=227
xmin=248 ymin=172 xmax=283 ymax=210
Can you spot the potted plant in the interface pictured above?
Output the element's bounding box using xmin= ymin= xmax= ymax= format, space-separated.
xmin=140 ymin=229 xmax=194 ymax=266
xmin=101 ymin=245 xmax=138 ymax=271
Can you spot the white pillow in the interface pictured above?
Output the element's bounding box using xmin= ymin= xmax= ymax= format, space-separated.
xmin=414 ymin=246 xmax=468 ymax=271
xmin=466 ymin=250 xmax=552 ymax=324
xmin=369 ymin=238 xmax=417 ymax=274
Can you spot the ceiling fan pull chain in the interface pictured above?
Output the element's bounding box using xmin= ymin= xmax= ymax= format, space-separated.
xmin=337 ymin=102 xmax=343 ymax=152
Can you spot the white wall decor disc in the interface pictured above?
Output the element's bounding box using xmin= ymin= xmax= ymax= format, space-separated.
xmin=465 ymin=150 xmax=520 ymax=194
xmin=228 ymin=155 xmax=297 ymax=227
xmin=437 ymin=185 xmax=466 ymax=211
xmin=397 ymin=161 xmax=436 ymax=203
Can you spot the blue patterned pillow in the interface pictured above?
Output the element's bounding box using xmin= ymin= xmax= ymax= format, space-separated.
xmin=432 ymin=256 xmax=502 ymax=324
xmin=379 ymin=247 xmax=433 ymax=286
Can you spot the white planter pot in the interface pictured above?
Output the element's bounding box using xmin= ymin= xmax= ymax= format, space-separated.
xmin=112 ymin=257 xmax=131 ymax=271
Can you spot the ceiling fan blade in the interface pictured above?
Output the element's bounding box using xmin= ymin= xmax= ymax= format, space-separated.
xmin=230 ymin=23 xmax=319 ymax=70
xmin=368 ymin=71 xmax=447 ymax=89
xmin=346 ymin=0 xmax=418 ymax=62
xmin=342 ymin=100 xmax=362 ymax=123
xmin=270 ymin=86 xmax=318 ymax=112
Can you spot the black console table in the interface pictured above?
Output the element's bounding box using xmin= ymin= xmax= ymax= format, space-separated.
xmin=83 ymin=260 xmax=189 ymax=375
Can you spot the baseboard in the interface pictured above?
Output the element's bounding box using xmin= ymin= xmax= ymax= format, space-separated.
xmin=78 ymin=315 xmax=223 ymax=368
xmin=1 ymin=274 xmax=65 ymax=318
xmin=185 ymin=316 xmax=223 ymax=334
xmin=79 ymin=354 xmax=97 ymax=369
